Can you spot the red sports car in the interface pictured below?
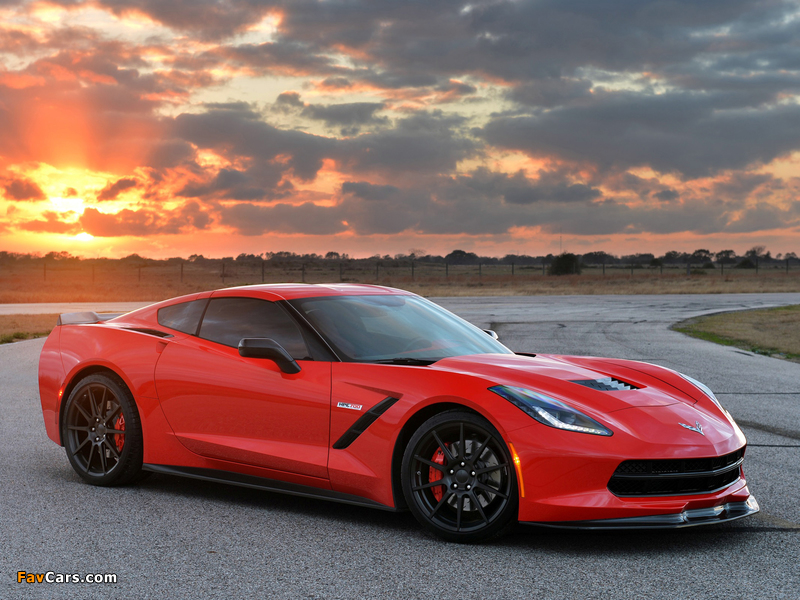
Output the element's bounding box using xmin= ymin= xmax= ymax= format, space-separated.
xmin=39 ymin=284 xmax=758 ymax=541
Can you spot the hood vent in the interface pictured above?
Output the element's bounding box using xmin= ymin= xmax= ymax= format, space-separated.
xmin=571 ymin=377 xmax=639 ymax=392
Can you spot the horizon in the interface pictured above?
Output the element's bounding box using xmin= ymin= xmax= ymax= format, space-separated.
xmin=1 ymin=1 xmax=799 ymax=259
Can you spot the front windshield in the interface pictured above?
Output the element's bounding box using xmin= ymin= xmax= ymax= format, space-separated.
xmin=289 ymin=294 xmax=512 ymax=363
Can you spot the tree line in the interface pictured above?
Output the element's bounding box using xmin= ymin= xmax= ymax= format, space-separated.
xmin=1 ymin=245 xmax=796 ymax=269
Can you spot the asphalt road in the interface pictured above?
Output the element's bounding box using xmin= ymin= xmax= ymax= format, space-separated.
xmin=2 ymin=294 xmax=799 ymax=599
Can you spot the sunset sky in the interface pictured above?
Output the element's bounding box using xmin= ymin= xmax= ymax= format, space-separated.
xmin=1 ymin=0 xmax=799 ymax=259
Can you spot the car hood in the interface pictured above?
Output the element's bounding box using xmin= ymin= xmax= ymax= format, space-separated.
xmin=433 ymin=353 xmax=699 ymax=416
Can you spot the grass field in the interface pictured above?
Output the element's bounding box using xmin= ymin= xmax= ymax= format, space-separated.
xmin=1 ymin=261 xmax=799 ymax=303
xmin=0 ymin=313 xmax=58 ymax=344
xmin=673 ymin=305 xmax=800 ymax=362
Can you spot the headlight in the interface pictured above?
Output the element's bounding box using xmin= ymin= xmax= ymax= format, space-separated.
xmin=678 ymin=373 xmax=726 ymax=412
xmin=489 ymin=385 xmax=613 ymax=436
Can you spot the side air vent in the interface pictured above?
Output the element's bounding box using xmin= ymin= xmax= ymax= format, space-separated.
xmin=571 ymin=377 xmax=639 ymax=391
xmin=123 ymin=327 xmax=174 ymax=338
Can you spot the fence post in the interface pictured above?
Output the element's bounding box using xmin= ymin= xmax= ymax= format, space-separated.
xmin=660 ymin=264 xmax=663 ymax=275
xmin=511 ymin=262 xmax=515 ymax=276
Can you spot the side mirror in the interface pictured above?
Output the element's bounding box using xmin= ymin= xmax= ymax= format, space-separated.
xmin=483 ymin=329 xmax=499 ymax=340
xmin=238 ymin=338 xmax=301 ymax=374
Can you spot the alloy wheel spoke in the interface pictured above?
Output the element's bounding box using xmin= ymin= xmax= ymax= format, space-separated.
xmin=86 ymin=444 xmax=96 ymax=471
xmin=476 ymin=481 xmax=507 ymax=499
xmin=103 ymin=404 xmax=121 ymax=426
xmin=75 ymin=403 xmax=92 ymax=423
xmin=475 ymin=463 xmax=508 ymax=475
xmin=105 ymin=429 xmax=126 ymax=435
xmin=470 ymin=492 xmax=489 ymax=524
xmin=71 ymin=437 xmax=90 ymax=456
xmin=470 ymin=435 xmax=492 ymax=463
xmin=456 ymin=495 xmax=464 ymax=530
xmin=459 ymin=424 xmax=465 ymax=460
xmin=429 ymin=491 xmax=453 ymax=518
xmin=88 ymin=387 xmax=100 ymax=418
xmin=68 ymin=425 xmax=92 ymax=432
xmin=415 ymin=455 xmax=447 ymax=472
xmin=102 ymin=438 xmax=120 ymax=460
xmin=431 ymin=430 xmax=455 ymax=463
xmin=98 ymin=444 xmax=107 ymax=474
xmin=412 ymin=480 xmax=446 ymax=492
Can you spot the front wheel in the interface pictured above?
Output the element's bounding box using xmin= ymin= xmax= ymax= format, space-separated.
xmin=62 ymin=373 xmax=144 ymax=486
xmin=401 ymin=410 xmax=518 ymax=543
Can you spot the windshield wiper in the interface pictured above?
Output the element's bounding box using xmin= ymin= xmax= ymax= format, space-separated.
xmin=371 ymin=358 xmax=437 ymax=366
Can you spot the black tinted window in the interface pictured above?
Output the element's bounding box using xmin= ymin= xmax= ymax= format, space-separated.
xmin=157 ymin=299 xmax=207 ymax=334
xmin=199 ymin=297 xmax=310 ymax=359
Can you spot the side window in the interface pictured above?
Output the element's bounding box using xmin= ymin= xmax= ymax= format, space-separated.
xmin=157 ymin=299 xmax=208 ymax=334
xmin=198 ymin=297 xmax=310 ymax=359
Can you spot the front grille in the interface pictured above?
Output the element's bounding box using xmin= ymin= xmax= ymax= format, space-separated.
xmin=571 ymin=377 xmax=639 ymax=391
xmin=608 ymin=448 xmax=744 ymax=497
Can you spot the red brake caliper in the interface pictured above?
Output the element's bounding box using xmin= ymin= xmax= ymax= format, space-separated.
xmin=114 ymin=414 xmax=125 ymax=453
xmin=429 ymin=448 xmax=446 ymax=501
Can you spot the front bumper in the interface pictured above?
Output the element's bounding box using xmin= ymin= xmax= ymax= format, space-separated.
xmin=523 ymin=494 xmax=759 ymax=530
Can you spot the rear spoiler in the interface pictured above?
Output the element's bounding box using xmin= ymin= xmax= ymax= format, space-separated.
xmin=57 ymin=312 xmax=123 ymax=326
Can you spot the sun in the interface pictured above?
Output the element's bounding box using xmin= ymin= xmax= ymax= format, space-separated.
xmin=75 ymin=232 xmax=94 ymax=242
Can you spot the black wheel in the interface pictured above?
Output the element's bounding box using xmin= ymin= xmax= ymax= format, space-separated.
xmin=401 ymin=410 xmax=518 ymax=543
xmin=62 ymin=373 xmax=144 ymax=486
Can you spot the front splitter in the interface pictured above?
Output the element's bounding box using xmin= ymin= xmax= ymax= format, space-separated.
xmin=523 ymin=495 xmax=759 ymax=530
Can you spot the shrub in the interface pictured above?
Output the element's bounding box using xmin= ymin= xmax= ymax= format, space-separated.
xmin=736 ymin=258 xmax=756 ymax=269
xmin=548 ymin=253 xmax=581 ymax=276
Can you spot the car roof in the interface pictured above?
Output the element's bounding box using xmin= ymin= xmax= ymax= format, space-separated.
xmin=211 ymin=283 xmax=413 ymax=301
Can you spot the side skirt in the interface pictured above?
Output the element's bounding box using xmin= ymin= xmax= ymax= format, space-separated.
xmin=143 ymin=464 xmax=398 ymax=512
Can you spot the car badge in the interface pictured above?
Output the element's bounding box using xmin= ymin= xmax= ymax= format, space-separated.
xmin=679 ymin=421 xmax=704 ymax=436
xmin=337 ymin=402 xmax=363 ymax=411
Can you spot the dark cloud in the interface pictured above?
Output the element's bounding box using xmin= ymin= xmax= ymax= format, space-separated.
xmin=481 ymin=91 xmax=800 ymax=177
xmin=97 ymin=178 xmax=138 ymax=201
xmin=341 ymin=181 xmax=399 ymax=201
xmin=80 ymin=203 xmax=212 ymax=236
xmin=95 ymin=0 xmax=277 ymax=40
xmin=459 ymin=167 xmax=602 ymax=204
xmin=3 ymin=177 xmax=47 ymax=201
xmin=219 ymin=202 xmax=346 ymax=235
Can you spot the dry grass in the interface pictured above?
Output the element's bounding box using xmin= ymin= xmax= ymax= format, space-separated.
xmin=0 ymin=262 xmax=799 ymax=302
xmin=674 ymin=305 xmax=800 ymax=361
xmin=0 ymin=313 xmax=58 ymax=343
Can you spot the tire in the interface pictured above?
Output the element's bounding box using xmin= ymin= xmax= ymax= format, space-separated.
xmin=62 ymin=373 xmax=144 ymax=486
xmin=401 ymin=410 xmax=518 ymax=543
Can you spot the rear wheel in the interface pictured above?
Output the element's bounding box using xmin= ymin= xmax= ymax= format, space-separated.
xmin=401 ymin=410 xmax=518 ymax=543
xmin=62 ymin=373 xmax=144 ymax=486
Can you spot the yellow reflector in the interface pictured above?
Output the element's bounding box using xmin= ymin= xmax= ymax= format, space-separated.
xmin=508 ymin=442 xmax=525 ymax=498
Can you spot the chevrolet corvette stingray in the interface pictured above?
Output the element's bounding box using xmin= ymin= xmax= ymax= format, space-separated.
xmin=38 ymin=284 xmax=758 ymax=541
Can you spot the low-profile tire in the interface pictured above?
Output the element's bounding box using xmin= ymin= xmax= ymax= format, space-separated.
xmin=62 ymin=373 xmax=144 ymax=486
xmin=401 ymin=410 xmax=518 ymax=543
